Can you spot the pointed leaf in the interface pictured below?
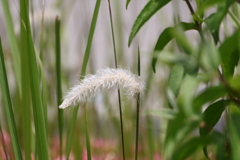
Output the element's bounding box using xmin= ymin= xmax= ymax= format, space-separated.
xmin=152 ymin=22 xmax=196 ymax=72
xmin=126 ymin=0 xmax=131 ymax=9
xmin=219 ymin=30 xmax=240 ymax=78
xmin=128 ymin=0 xmax=171 ymax=46
xmin=199 ymin=100 xmax=229 ymax=159
xmin=204 ymin=0 xmax=235 ymax=43
xmin=167 ymin=64 xmax=184 ymax=96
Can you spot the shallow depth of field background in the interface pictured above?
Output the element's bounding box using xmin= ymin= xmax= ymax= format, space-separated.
xmin=0 ymin=0 xmax=221 ymax=159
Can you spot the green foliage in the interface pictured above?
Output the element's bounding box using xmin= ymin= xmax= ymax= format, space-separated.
xmin=128 ymin=0 xmax=171 ymax=46
xmin=1 ymin=0 xmax=240 ymax=159
xmin=128 ymin=0 xmax=240 ymax=159
xmin=0 ymin=38 xmax=23 ymax=160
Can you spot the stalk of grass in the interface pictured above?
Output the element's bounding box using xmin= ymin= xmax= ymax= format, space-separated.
xmin=0 ymin=37 xmax=23 ymax=160
xmin=0 ymin=121 xmax=9 ymax=160
xmin=1 ymin=0 xmax=21 ymax=93
xmin=65 ymin=0 xmax=101 ymax=159
xmin=55 ymin=15 xmax=64 ymax=160
xmin=84 ymin=103 xmax=92 ymax=160
xmin=20 ymin=1 xmax=32 ymax=158
xmin=107 ymin=0 xmax=126 ymax=159
xmin=135 ymin=47 xmax=141 ymax=160
xmin=19 ymin=0 xmax=49 ymax=159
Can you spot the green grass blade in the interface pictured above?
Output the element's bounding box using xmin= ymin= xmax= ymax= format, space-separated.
xmin=108 ymin=1 xmax=125 ymax=159
xmin=0 ymin=37 xmax=23 ymax=160
xmin=20 ymin=1 xmax=32 ymax=158
xmin=19 ymin=0 xmax=49 ymax=159
xmin=65 ymin=0 xmax=101 ymax=159
xmin=1 ymin=0 xmax=22 ymax=93
xmin=55 ymin=16 xmax=64 ymax=160
xmin=84 ymin=103 xmax=92 ymax=160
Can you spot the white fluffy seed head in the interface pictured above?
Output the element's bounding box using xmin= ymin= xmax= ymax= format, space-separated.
xmin=59 ymin=68 xmax=145 ymax=109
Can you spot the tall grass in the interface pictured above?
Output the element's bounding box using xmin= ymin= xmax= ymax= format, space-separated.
xmin=1 ymin=0 xmax=240 ymax=160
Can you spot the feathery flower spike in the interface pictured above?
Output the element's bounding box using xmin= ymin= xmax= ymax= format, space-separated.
xmin=59 ymin=68 xmax=145 ymax=109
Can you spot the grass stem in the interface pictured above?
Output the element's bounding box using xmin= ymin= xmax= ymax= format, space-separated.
xmin=108 ymin=1 xmax=126 ymax=159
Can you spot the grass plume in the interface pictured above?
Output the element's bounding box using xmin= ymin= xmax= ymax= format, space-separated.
xmin=59 ymin=68 xmax=145 ymax=109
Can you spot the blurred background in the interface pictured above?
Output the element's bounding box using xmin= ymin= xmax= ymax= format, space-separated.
xmin=0 ymin=0 xmax=200 ymax=159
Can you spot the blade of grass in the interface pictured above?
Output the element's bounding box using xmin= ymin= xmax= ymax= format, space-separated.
xmin=19 ymin=0 xmax=49 ymax=159
xmin=84 ymin=103 xmax=91 ymax=160
xmin=108 ymin=0 xmax=125 ymax=159
xmin=1 ymin=0 xmax=22 ymax=93
xmin=0 ymin=37 xmax=23 ymax=160
xmin=135 ymin=48 xmax=141 ymax=160
xmin=20 ymin=0 xmax=32 ymax=158
xmin=55 ymin=15 xmax=64 ymax=160
xmin=65 ymin=0 xmax=101 ymax=159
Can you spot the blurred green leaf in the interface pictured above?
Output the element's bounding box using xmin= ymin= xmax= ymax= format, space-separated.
xmin=229 ymin=76 xmax=240 ymax=91
xmin=152 ymin=22 xmax=196 ymax=72
xmin=204 ymin=0 xmax=235 ymax=43
xmin=128 ymin=0 xmax=171 ymax=46
xmin=219 ymin=30 xmax=240 ymax=78
xmin=171 ymin=135 xmax=214 ymax=160
xmin=200 ymin=100 xmax=229 ymax=136
xmin=157 ymin=51 xmax=198 ymax=72
xmin=1 ymin=0 xmax=22 ymax=93
xmin=194 ymin=85 xmax=227 ymax=111
xmin=164 ymin=114 xmax=200 ymax=159
xmin=200 ymin=42 xmax=220 ymax=71
xmin=0 ymin=37 xmax=23 ymax=160
xmin=197 ymin=0 xmax=228 ymax=14
xmin=148 ymin=108 xmax=177 ymax=119
xmin=178 ymin=75 xmax=199 ymax=116
xmin=200 ymin=100 xmax=229 ymax=159
xmin=126 ymin=0 xmax=131 ymax=9
xmin=168 ymin=64 xmax=184 ymax=96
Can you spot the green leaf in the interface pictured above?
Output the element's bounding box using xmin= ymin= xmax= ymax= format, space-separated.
xmin=167 ymin=64 xmax=184 ymax=96
xmin=1 ymin=0 xmax=22 ymax=93
xmin=204 ymin=0 xmax=235 ymax=43
xmin=126 ymin=0 xmax=131 ymax=9
xmin=200 ymin=100 xmax=229 ymax=136
xmin=152 ymin=22 xmax=196 ymax=72
xmin=148 ymin=108 xmax=177 ymax=119
xmin=164 ymin=114 xmax=200 ymax=159
xmin=178 ymin=75 xmax=199 ymax=116
xmin=219 ymin=30 xmax=240 ymax=78
xmin=199 ymin=100 xmax=229 ymax=159
xmin=0 ymin=37 xmax=23 ymax=160
xmin=65 ymin=1 xmax=101 ymax=159
xmin=194 ymin=85 xmax=227 ymax=111
xmin=128 ymin=0 xmax=171 ymax=46
xmin=171 ymin=135 xmax=214 ymax=160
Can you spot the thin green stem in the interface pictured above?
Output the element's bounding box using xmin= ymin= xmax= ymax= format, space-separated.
xmin=55 ymin=15 xmax=64 ymax=160
xmin=108 ymin=1 xmax=126 ymax=159
xmin=84 ymin=103 xmax=92 ymax=160
xmin=135 ymin=94 xmax=140 ymax=160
